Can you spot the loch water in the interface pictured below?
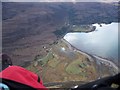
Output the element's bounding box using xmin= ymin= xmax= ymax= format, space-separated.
xmin=64 ymin=23 xmax=118 ymax=63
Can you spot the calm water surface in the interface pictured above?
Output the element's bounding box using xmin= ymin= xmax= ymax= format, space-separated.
xmin=64 ymin=23 xmax=118 ymax=63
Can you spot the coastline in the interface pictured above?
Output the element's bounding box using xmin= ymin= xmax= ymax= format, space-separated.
xmin=62 ymin=39 xmax=119 ymax=74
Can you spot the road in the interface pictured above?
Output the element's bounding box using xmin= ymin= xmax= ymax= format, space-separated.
xmin=93 ymin=55 xmax=119 ymax=72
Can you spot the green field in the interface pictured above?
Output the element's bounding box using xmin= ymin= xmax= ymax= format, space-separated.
xmin=48 ymin=58 xmax=60 ymax=68
xmin=26 ymin=39 xmax=111 ymax=85
xmin=36 ymin=52 xmax=54 ymax=66
xmin=66 ymin=59 xmax=87 ymax=75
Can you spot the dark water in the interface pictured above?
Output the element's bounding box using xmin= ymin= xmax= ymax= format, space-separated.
xmin=64 ymin=23 xmax=118 ymax=63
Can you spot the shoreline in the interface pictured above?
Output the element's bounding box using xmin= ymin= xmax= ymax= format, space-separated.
xmin=62 ymin=39 xmax=119 ymax=73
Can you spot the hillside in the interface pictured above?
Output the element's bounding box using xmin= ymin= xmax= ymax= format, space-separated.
xmin=2 ymin=2 xmax=119 ymax=66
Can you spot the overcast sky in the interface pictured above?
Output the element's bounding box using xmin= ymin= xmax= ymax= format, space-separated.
xmin=1 ymin=0 xmax=120 ymax=2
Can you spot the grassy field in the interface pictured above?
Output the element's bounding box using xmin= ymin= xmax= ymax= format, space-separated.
xmin=66 ymin=59 xmax=85 ymax=74
xmin=26 ymin=39 xmax=98 ymax=83
xmin=71 ymin=25 xmax=95 ymax=33
xmin=26 ymin=39 xmax=115 ymax=86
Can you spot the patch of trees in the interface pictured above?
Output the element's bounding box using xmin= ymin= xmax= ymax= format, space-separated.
xmin=53 ymin=26 xmax=69 ymax=38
